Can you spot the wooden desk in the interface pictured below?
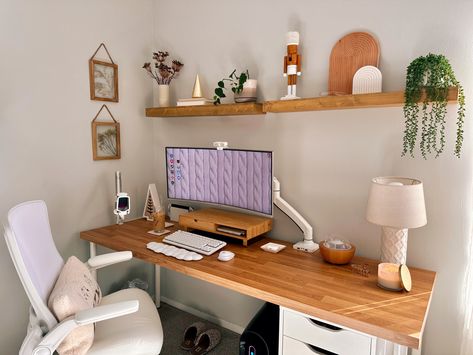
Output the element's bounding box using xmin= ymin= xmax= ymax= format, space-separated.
xmin=80 ymin=218 xmax=435 ymax=350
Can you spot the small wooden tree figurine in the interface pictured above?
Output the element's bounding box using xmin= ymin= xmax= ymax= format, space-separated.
xmin=143 ymin=184 xmax=161 ymax=221
xmin=281 ymin=31 xmax=302 ymax=100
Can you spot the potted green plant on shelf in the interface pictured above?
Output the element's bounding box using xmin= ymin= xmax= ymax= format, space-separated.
xmin=213 ymin=70 xmax=257 ymax=105
xmin=402 ymin=53 xmax=465 ymax=159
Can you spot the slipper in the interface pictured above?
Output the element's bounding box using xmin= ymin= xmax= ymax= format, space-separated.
xmin=190 ymin=328 xmax=221 ymax=355
xmin=181 ymin=321 xmax=206 ymax=350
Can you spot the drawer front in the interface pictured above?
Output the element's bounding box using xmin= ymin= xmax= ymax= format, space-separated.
xmin=283 ymin=310 xmax=371 ymax=355
xmin=179 ymin=216 xmax=216 ymax=232
xmin=283 ymin=336 xmax=332 ymax=355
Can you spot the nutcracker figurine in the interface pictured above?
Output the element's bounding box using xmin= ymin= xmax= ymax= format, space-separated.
xmin=281 ymin=31 xmax=302 ymax=100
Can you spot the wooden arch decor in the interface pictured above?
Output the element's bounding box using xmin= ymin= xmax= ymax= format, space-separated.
xmin=328 ymin=32 xmax=380 ymax=95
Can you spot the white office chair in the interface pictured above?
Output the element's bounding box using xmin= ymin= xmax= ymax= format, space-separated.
xmin=4 ymin=200 xmax=163 ymax=355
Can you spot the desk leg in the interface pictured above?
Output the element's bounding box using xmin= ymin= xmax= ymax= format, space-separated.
xmin=155 ymin=265 xmax=161 ymax=308
xmin=89 ymin=242 xmax=97 ymax=279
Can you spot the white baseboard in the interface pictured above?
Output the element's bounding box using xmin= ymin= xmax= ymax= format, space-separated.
xmin=160 ymin=296 xmax=245 ymax=334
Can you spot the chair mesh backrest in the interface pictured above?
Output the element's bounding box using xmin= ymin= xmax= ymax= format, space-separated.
xmin=7 ymin=201 xmax=64 ymax=304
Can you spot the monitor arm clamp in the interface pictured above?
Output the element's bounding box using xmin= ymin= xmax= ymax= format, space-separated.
xmin=273 ymin=177 xmax=319 ymax=253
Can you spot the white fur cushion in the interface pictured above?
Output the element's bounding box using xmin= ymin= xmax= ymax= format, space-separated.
xmin=48 ymin=256 xmax=102 ymax=355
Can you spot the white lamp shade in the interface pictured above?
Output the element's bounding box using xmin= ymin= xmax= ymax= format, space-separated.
xmin=366 ymin=177 xmax=427 ymax=228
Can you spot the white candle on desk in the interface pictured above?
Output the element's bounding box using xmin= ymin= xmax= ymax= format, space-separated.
xmin=378 ymin=263 xmax=402 ymax=291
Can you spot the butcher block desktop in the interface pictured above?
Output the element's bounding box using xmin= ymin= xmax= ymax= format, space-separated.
xmin=80 ymin=218 xmax=436 ymax=350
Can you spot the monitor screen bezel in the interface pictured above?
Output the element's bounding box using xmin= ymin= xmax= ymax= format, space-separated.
xmin=165 ymin=146 xmax=273 ymax=216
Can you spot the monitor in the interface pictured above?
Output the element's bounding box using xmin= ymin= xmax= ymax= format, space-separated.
xmin=166 ymin=147 xmax=273 ymax=215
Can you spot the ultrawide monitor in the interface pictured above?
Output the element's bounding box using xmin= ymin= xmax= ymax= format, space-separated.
xmin=166 ymin=147 xmax=273 ymax=215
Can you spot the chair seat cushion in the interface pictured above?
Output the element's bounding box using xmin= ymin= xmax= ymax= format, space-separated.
xmin=88 ymin=288 xmax=163 ymax=355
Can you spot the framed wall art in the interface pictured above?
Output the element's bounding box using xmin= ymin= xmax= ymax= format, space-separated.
xmin=91 ymin=105 xmax=121 ymax=160
xmin=89 ymin=43 xmax=119 ymax=102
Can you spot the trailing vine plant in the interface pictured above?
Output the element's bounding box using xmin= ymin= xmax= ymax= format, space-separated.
xmin=213 ymin=70 xmax=249 ymax=105
xmin=402 ymin=53 xmax=465 ymax=159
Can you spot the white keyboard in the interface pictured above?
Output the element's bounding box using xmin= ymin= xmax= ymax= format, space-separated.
xmin=163 ymin=230 xmax=227 ymax=256
xmin=147 ymin=242 xmax=203 ymax=261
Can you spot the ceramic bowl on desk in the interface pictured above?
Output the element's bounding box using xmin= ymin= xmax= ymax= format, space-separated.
xmin=319 ymin=239 xmax=356 ymax=265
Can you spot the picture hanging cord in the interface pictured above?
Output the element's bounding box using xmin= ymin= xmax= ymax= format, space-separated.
xmin=90 ymin=43 xmax=115 ymax=64
xmin=92 ymin=104 xmax=118 ymax=123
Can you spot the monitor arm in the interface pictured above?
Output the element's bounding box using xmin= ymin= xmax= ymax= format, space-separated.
xmin=273 ymin=177 xmax=319 ymax=253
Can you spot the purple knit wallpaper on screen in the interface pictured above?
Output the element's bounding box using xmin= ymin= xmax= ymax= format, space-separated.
xmin=166 ymin=147 xmax=272 ymax=215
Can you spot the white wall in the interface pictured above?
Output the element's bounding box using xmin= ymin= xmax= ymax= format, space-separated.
xmin=0 ymin=0 xmax=155 ymax=353
xmin=152 ymin=0 xmax=473 ymax=354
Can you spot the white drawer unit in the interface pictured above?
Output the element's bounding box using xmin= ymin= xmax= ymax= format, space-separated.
xmin=280 ymin=308 xmax=372 ymax=355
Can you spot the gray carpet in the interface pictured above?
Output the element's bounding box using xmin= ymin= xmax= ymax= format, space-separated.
xmin=159 ymin=302 xmax=240 ymax=355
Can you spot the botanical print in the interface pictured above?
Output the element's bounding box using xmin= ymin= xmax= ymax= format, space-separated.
xmin=93 ymin=63 xmax=115 ymax=99
xmin=96 ymin=125 xmax=117 ymax=157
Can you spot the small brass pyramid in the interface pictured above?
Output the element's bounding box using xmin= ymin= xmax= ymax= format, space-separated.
xmin=192 ymin=74 xmax=203 ymax=98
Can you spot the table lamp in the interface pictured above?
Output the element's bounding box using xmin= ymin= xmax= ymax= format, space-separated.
xmin=366 ymin=177 xmax=427 ymax=264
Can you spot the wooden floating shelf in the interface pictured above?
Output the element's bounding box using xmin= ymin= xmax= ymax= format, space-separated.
xmin=263 ymin=87 xmax=459 ymax=113
xmin=145 ymin=87 xmax=459 ymax=117
xmin=145 ymin=102 xmax=264 ymax=117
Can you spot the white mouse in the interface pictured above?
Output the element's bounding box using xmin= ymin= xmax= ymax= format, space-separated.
xmin=218 ymin=251 xmax=235 ymax=262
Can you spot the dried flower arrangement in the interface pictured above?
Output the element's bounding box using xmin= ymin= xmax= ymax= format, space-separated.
xmin=143 ymin=51 xmax=184 ymax=85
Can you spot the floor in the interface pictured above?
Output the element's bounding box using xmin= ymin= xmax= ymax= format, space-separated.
xmin=159 ymin=302 xmax=240 ymax=355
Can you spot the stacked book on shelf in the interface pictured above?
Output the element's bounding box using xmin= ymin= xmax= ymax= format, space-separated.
xmin=177 ymin=98 xmax=213 ymax=106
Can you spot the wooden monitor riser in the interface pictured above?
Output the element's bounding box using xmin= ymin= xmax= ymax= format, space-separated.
xmin=178 ymin=208 xmax=272 ymax=246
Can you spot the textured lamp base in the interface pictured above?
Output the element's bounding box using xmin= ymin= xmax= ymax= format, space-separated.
xmin=381 ymin=227 xmax=408 ymax=264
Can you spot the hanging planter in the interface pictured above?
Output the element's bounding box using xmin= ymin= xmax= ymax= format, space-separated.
xmin=402 ymin=53 xmax=465 ymax=159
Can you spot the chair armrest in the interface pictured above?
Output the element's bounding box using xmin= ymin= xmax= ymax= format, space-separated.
xmin=76 ymin=300 xmax=139 ymax=325
xmin=87 ymin=251 xmax=132 ymax=270
xmin=33 ymin=301 xmax=139 ymax=355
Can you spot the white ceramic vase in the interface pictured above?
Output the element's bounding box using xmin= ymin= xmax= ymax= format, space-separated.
xmin=234 ymin=79 xmax=257 ymax=103
xmin=156 ymin=84 xmax=170 ymax=107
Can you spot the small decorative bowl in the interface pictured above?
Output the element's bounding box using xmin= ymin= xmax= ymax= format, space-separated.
xmin=319 ymin=240 xmax=356 ymax=265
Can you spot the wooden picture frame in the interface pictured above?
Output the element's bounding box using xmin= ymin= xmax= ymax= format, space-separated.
xmin=91 ymin=120 xmax=121 ymax=160
xmin=89 ymin=59 xmax=119 ymax=102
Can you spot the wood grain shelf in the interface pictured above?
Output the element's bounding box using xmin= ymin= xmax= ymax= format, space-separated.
xmin=145 ymin=87 xmax=459 ymax=117
xmin=263 ymin=87 xmax=459 ymax=113
xmin=145 ymin=102 xmax=264 ymax=117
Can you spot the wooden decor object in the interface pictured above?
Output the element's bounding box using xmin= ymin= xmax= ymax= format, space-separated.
xmin=192 ymin=74 xmax=203 ymax=98
xmin=319 ymin=241 xmax=356 ymax=264
xmin=89 ymin=43 xmax=119 ymax=102
xmin=179 ymin=208 xmax=272 ymax=246
xmin=91 ymin=105 xmax=120 ymax=160
xmin=143 ymin=184 xmax=161 ymax=221
xmin=282 ymin=31 xmax=302 ymax=100
xmin=328 ymin=32 xmax=380 ymax=95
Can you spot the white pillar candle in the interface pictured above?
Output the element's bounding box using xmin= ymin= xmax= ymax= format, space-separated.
xmin=378 ymin=263 xmax=402 ymax=291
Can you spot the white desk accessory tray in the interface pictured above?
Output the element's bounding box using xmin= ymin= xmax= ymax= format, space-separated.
xmin=261 ymin=242 xmax=286 ymax=253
